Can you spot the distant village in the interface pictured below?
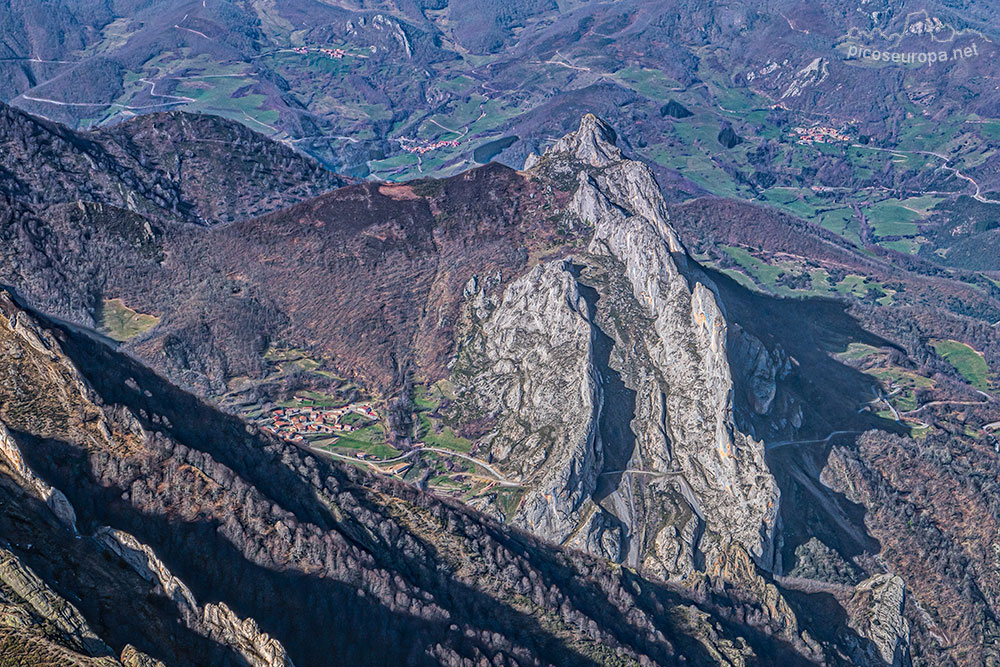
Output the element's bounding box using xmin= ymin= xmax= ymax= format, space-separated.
xmin=792 ymin=125 xmax=852 ymax=144
xmin=400 ymin=138 xmax=461 ymax=155
xmin=292 ymin=45 xmax=347 ymax=59
xmin=260 ymin=402 xmax=378 ymax=444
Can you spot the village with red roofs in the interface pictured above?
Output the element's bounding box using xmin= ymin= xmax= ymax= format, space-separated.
xmin=260 ymin=401 xmax=378 ymax=445
xmin=791 ymin=125 xmax=852 ymax=144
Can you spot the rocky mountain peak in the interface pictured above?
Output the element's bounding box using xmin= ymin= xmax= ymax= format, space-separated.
xmin=547 ymin=113 xmax=624 ymax=167
xmin=0 ymin=285 xmax=811 ymax=666
xmin=454 ymin=115 xmax=784 ymax=586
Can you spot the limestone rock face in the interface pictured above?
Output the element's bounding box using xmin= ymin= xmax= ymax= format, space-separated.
xmin=548 ymin=113 xmax=623 ymax=168
xmin=453 ymin=115 xmax=782 ymax=580
xmin=0 ymin=421 xmax=77 ymax=532
xmin=730 ymin=331 xmax=782 ymax=416
xmin=0 ymin=547 xmax=114 ymax=661
xmin=120 ymin=645 xmax=167 ymax=667
xmin=454 ymin=260 xmax=606 ymax=547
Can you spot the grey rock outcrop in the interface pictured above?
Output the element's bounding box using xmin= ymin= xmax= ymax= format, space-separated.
xmin=0 ymin=546 xmax=114 ymax=660
xmin=97 ymin=527 xmax=295 ymax=667
xmin=548 ymin=113 xmax=623 ymax=168
xmin=0 ymin=421 xmax=77 ymax=532
xmin=120 ymin=645 xmax=167 ymax=667
xmin=454 ymin=260 xmax=606 ymax=547
xmin=452 ymin=115 xmax=782 ymax=580
xmin=850 ymin=575 xmax=911 ymax=667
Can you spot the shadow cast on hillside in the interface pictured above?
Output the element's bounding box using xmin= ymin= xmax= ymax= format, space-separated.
xmin=572 ymin=269 xmax=639 ymax=503
xmin=707 ymin=267 xmax=898 ymax=566
xmin=18 ymin=430 xmax=618 ymax=667
xmin=18 ymin=306 xmax=805 ymax=666
xmin=0 ymin=469 xmax=245 ymax=666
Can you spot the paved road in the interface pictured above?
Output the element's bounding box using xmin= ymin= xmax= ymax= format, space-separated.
xmin=21 ymin=94 xmax=185 ymax=111
xmin=600 ymin=469 xmax=682 ymax=478
xmin=852 ymin=144 xmax=1000 ymax=204
xmin=311 ymin=444 xmax=521 ymax=487
xmin=904 ymin=399 xmax=988 ymax=414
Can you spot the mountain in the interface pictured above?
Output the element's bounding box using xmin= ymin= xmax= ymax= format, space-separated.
xmin=0 ymin=102 xmax=344 ymax=225
xmin=1 ymin=86 xmax=999 ymax=666
xmin=0 ymin=280 xmax=817 ymax=666
xmin=3 ymin=0 xmax=998 ymax=336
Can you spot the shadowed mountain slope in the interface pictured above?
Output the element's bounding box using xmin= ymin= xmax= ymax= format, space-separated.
xmin=0 ymin=287 xmax=816 ymax=666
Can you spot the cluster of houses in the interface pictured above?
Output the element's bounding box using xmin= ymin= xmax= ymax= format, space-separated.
xmin=400 ymin=138 xmax=461 ymax=155
xmin=792 ymin=125 xmax=851 ymax=144
xmin=260 ymin=402 xmax=378 ymax=440
xmin=291 ymin=46 xmax=347 ymax=59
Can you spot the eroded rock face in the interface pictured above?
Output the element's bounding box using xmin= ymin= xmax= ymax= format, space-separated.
xmin=120 ymin=645 xmax=167 ymax=667
xmin=453 ymin=260 xmax=604 ymax=546
xmin=97 ymin=528 xmax=294 ymax=667
xmin=0 ymin=422 xmax=77 ymax=532
xmin=452 ymin=116 xmax=782 ymax=581
xmin=849 ymin=575 xmax=911 ymax=667
xmin=548 ymin=113 xmax=623 ymax=168
xmin=0 ymin=546 xmax=114 ymax=661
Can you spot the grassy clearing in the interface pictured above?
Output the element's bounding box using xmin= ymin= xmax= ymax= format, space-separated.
xmin=719 ymin=268 xmax=759 ymax=291
xmin=881 ymin=238 xmax=923 ymax=254
xmin=413 ymin=384 xmax=472 ymax=453
xmin=99 ymin=298 xmax=159 ymax=341
xmin=898 ymin=195 xmax=945 ymax=216
xmin=978 ymin=121 xmax=1000 ymax=141
xmin=418 ymin=415 xmax=472 ymax=453
xmin=838 ymin=343 xmax=883 ymax=361
xmin=931 ymin=339 xmax=993 ymax=391
xmin=818 ymin=207 xmax=856 ymax=236
xmin=494 ymin=487 xmax=525 ymax=517
xmin=298 ymin=390 xmax=350 ymax=408
xmin=836 ymin=344 xmax=935 ymax=414
xmin=264 ymin=345 xmax=324 ymax=374
xmin=759 ymin=187 xmax=824 ymax=220
xmin=435 ymin=74 xmax=475 ymax=94
xmin=868 ymin=366 xmax=934 ymax=412
xmin=832 ymin=274 xmax=888 ymax=301
xmin=329 ymin=424 xmax=399 ymax=458
xmin=612 ymin=66 xmax=682 ymax=98
xmin=866 ymin=203 xmax=920 ymax=237
xmin=723 ymin=246 xmax=783 ymax=286
xmin=719 ymin=246 xmax=893 ymax=304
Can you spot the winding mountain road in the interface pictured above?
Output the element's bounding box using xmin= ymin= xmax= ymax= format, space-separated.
xmin=852 ymin=144 xmax=1000 ymax=204
xmin=311 ymin=443 xmax=521 ymax=487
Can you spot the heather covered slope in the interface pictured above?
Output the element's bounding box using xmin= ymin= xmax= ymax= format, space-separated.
xmin=0 ymin=159 xmax=565 ymax=396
